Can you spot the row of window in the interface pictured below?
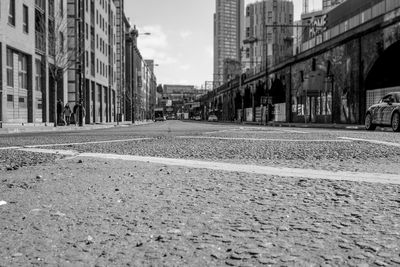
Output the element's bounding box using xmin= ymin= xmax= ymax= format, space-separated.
xmin=7 ymin=0 xmax=28 ymax=33
xmin=6 ymin=49 xmax=28 ymax=90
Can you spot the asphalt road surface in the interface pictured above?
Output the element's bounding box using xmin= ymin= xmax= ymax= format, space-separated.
xmin=1 ymin=121 xmax=400 ymax=266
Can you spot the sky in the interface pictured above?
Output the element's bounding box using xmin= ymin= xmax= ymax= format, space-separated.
xmin=125 ymin=0 xmax=322 ymax=88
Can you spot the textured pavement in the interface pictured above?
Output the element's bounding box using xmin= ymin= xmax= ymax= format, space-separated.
xmin=1 ymin=121 xmax=400 ymax=266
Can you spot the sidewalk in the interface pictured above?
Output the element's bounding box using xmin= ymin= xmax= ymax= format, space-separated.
xmin=0 ymin=120 xmax=153 ymax=135
xmin=188 ymin=119 xmax=394 ymax=132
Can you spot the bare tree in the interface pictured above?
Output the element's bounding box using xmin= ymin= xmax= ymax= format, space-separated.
xmin=37 ymin=2 xmax=85 ymax=126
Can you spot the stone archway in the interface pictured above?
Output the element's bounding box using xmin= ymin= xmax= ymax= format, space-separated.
xmin=365 ymin=40 xmax=400 ymax=108
xmin=365 ymin=40 xmax=400 ymax=90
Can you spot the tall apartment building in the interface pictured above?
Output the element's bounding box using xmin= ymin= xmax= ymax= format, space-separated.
xmin=67 ymin=0 xmax=117 ymax=124
xmin=0 ymin=0 xmax=69 ymax=124
xmin=112 ymin=0 xmax=126 ymax=121
xmin=242 ymin=0 xmax=293 ymax=73
xmin=213 ymin=0 xmax=245 ymax=85
xmin=322 ymin=0 xmax=346 ymax=10
xmin=126 ymin=26 xmax=157 ymax=122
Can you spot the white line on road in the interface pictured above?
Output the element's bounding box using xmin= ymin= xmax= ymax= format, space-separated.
xmin=17 ymin=148 xmax=400 ymax=184
xmin=0 ymin=146 xmax=22 ymax=150
xmin=339 ymin=137 xmax=400 ymax=148
xmin=176 ymin=136 xmax=350 ymax=142
xmin=238 ymin=127 xmax=310 ymax=134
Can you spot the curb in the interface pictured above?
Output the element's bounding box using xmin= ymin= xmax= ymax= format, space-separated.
xmin=183 ymin=119 xmax=394 ymax=132
xmin=0 ymin=121 xmax=154 ymax=135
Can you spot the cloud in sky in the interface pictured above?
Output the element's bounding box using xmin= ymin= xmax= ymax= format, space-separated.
xmin=136 ymin=24 xmax=178 ymax=65
xmin=179 ymin=30 xmax=193 ymax=40
xmin=179 ymin=64 xmax=191 ymax=71
xmin=205 ymin=45 xmax=213 ymax=59
xmin=137 ymin=24 xmax=168 ymax=48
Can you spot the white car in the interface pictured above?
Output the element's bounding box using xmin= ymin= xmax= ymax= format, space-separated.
xmin=208 ymin=115 xmax=218 ymax=122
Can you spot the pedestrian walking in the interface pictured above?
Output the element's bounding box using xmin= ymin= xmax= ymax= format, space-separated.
xmin=73 ymin=100 xmax=86 ymax=126
xmin=63 ymin=103 xmax=72 ymax=126
xmin=57 ymin=99 xmax=64 ymax=126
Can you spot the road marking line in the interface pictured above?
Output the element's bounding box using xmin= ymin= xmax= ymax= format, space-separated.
xmin=237 ymin=127 xmax=309 ymax=134
xmin=22 ymin=138 xmax=152 ymax=148
xmin=0 ymin=146 xmax=22 ymax=150
xmin=79 ymin=153 xmax=400 ymax=184
xmin=176 ymin=136 xmax=350 ymax=142
xmin=16 ymin=148 xmax=400 ymax=184
xmin=339 ymin=137 xmax=400 ymax=148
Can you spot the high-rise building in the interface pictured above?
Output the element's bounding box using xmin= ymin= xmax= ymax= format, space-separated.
xmin=67 ymin=0 xmax=118 ymax=124
xmin=213 ymin=0 xmax=245 ymax=85
xmin=242 ymin=0 xmax=294 ymax=73
xmin=322 ymin=0 xmax=346 ymax=10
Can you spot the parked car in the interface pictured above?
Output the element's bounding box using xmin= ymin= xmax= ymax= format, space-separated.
xmin=194 ymin=115 xmax=201 ymax=121
xmin=208 ymin=114 xmax=218 ymax=122
xmin=166 ymin=115 xmax=176 ymax=120
xmin=365 ymin=92 xmax=400 ymax=132
xmin=155 ymin=116 xmax=166 ymax=122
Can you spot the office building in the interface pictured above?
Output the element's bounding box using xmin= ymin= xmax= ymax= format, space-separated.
xmin=322 ymin=0 xmax=346 ymax=10
xmin=213 ymin=0 xmax=245 ymax=84
xmin=67 ymin=0 xmax=118 ymax=124
xmin=0 ymin=0 xmax=70 ymax=124
xmin=242 ymin=0 xmax=294 ymax=73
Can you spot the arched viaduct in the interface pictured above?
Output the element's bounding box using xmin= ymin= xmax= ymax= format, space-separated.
xmin=202 ymin=0 xmax=400 ymax=125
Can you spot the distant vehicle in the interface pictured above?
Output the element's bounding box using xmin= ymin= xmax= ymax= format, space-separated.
xmin=155 ymin=116 xmax=166 ymax=122
xmin=166 ymin=115 xmax=176 ymax=120
xmin=154 ymin=109 xmax=165 ymax=122
xmin=365 ymin=92 xmax=400 ymax=132
xmin=208 ymin=114 xmax=218 ymax=122
xmin=194 ymin=115 xmax=201 ymax=121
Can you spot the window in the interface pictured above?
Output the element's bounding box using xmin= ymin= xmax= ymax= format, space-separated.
xmin=60 ymin=0 xmax=64 ymax=17
xmin=35 ymin=60 xmax=42 ymax=91
xmin=18 ymin=54 xmax=28 ymax=89
xmin=6 ymin=49 xmax=14 ymax=87
xmin=8 ymin=0 xmax=15 ymax=26
xmin=49 ymin=0 xmax=54 ymax=18
xmin=7 ymin=95 xmax=14 ymax=102
xmin=59 ymin=31 xmax=64 ymax=53
xmin=23 ymin=5 xmax=29 ymax=33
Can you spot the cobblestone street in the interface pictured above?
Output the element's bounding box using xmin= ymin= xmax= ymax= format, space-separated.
xmin=1 ymin=121 xmax=400 ymax=266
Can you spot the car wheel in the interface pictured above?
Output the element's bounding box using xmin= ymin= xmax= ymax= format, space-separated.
xmin=392 ymin=112 xmax=400 ymax=132
xmin=365 ymin=113 xmax=376 ymax=131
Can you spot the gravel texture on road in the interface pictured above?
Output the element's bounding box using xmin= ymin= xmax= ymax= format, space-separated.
xmin=47 ymin=137 xmax=400 ymax=175
xmin=1 ymin=158 xmax=399 ymax=266
xmin=0 ymin=150 xmax=62 ymax=171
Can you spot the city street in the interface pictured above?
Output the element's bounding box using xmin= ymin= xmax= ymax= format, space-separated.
xmin=1 ymin=121 xmax=400 ymax=266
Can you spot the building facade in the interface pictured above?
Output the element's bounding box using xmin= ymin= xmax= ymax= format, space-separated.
xmin=1 ymin=0 xmax=157 ymax=125
xmin=66 ymin=0 xmax=117 ymax=125
xmin=125 ymin=26 xmax=157 ymax=122
xmin=213 ymin=0 xmax=245 ymax=84
xmin=322 ymin=0 xmax=346 ymax=10
xmin=113 ymin=0 xmax=126 ymax=122
xmin=0 ymin=0 xmax=70 ymax=124
xmin=242 ymin=0 xmax=294 ymax=74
